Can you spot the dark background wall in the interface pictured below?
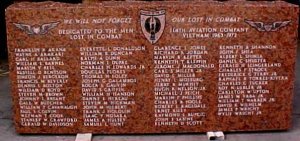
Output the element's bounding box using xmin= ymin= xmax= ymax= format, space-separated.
xmin=0 ymin=0 xmax=12 ymax=60
xmin=0 ymin=0 xmax=299 ymax=60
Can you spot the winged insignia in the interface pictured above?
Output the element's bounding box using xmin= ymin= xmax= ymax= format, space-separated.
xmin=245 ymin=20 xmax=291 ymax=32
xmin=13 ymin=22 xmax=60 ymax=35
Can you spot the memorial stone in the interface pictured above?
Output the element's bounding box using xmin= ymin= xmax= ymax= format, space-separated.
xmin=5 ymin=0 xmax=299 ymax=134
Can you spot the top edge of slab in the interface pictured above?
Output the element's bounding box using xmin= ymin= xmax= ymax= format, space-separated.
xmin=6 ymin=0 xmax=299 ymax=10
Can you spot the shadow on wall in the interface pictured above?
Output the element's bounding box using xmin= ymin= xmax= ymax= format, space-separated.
xmin=0 ymin=0 xmax=299 ymax=60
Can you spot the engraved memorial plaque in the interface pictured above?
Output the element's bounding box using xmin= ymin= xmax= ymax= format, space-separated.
xmin=5 ymin=1 xmax=299 ymax=134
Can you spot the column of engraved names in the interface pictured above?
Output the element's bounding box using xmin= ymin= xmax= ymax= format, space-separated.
xmin=154 ymin=45 xmax=214 ymax=126
xmin=15 ymin=48 xmax=77 ymax=127
xmin=217 ymin=45 xmax=287 ymax=116
xmin=80 ymin=46 xmax=144 ymax=127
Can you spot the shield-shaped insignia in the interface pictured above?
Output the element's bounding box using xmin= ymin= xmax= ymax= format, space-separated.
xmin=140 ymin=10 xmax=166 ymax=44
